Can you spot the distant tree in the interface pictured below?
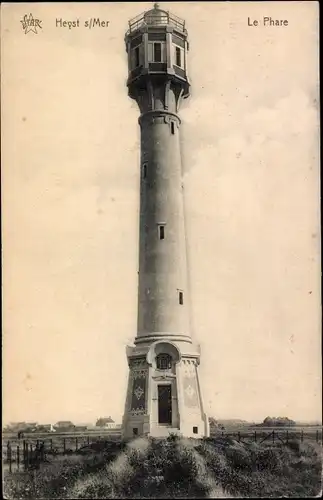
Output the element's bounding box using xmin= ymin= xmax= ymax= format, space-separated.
xmin=262 ymin=416 xmax=296 ymax=427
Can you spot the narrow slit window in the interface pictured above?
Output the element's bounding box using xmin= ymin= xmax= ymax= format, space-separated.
xmin=175 ymin=46 xmax=181 ymax=67
xmin=171 ymin=121 xmax=175 ymax=135
xmin=134 ymin=47 xmax=140 ymax=67
xmin=179 ymin=291 xmax=184 ymax=305
xmin=154 ymin=43 xmax=162 ymax=62
xmin=159 ymin=225 xmax=165 ymax=240
xmin=143 ymin=163 xmax=147 ymax=179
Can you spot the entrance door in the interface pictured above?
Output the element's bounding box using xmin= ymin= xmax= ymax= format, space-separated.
xmin=158 ymin=385 xmax=172 ymax=425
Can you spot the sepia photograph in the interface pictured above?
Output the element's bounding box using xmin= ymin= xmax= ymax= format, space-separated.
xmin=1 ymin=1 xmax=321 ymax=498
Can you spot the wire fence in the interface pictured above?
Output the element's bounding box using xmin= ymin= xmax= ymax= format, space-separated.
xmin=3 ymin=429 xmax=322 ymax=474
xmin=3 ymin=434 xmax=118 ymax=474
xmin=209 ymin=429 xmax=322 ymax=445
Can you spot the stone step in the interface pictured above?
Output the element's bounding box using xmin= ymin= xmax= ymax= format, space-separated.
xmin=149 ymin=426 xmax=181 ymax=438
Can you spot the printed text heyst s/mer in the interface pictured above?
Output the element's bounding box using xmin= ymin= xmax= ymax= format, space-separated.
xmin=56 ymin=18 xmax=110 ymax=29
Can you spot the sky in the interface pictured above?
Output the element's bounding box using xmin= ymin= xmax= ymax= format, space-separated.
xmin=2 ymin=1 xmax=321 ymax=425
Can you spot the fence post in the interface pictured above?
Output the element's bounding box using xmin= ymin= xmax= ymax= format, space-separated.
xmin=254 ymin=431 xmax=257 ymax=443
xmin=17 ymin=445 xmax=20 ymax=470
xmin=286 ymin=430 xmax=289 ymax=444
xmin=272 ymin=430 xmax=275 ymax=445
xmin=301 ymin=430 xmax=304 ymax=443
xmin=24 ymin=440 xmax=28 ymax=470
xmin=63 ymin=438 xmax=66 ymax=454
xmin=7 ymin=442 xmax=12 ymax=473
xmin=27 ymin=443 xmax=31 ymax=469
xmin=25 ymin=441 xmax=29 ymax=470
xmin=23 ymin=441 xmax=26 ymax=470
xmin=50 ymin=439 xmax=53 ymax=450
xmin=40 ymin=442 xmax=45 ymax=462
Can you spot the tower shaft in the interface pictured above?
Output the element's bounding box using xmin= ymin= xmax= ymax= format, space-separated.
xmin=137 ymin=108 xmax=191 ymax=344
xmin=122 ymin=4 xmax=209 ymax=439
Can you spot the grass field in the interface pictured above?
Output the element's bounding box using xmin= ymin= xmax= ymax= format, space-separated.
xmin=3 ymin=434 xmax=322 ymax=499
xmin=3 ymin=426 xmax=321 ymax=468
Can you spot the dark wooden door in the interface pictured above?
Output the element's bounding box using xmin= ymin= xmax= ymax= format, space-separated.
xmin=158 ymin=385 xmax=172 ymax=424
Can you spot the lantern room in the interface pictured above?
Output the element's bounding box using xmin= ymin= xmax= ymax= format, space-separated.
xmin=125 ymin=3 xmax=190 ymax=101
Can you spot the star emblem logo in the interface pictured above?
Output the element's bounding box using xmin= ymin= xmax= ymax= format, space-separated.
xmin=21 ymin=14 xmax=42 ymax=35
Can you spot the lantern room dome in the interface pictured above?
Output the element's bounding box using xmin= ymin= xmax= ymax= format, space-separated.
xmin=144 ymin=4 xmax=168 ymax=26
xmin=127 ymin=3 xmax=186 ymax=35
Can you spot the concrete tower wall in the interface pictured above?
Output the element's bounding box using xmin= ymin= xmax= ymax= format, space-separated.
xmin=137 ymin=106 xmax=191 ymax=340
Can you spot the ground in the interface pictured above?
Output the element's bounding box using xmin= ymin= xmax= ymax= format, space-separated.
xmin=3 ymin=434 xmax=322 ymax=499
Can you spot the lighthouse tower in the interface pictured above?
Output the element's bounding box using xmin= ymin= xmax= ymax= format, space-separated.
xmin=122 ymin=3 xmax=209 ymax=439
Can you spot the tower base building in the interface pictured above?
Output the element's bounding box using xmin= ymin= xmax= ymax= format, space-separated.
xmin=122 ymin=4 xmax=209 ymax=439
xmin=122 ymin=339 xmax=209 ymax=439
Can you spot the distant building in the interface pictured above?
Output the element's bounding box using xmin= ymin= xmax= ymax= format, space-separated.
xmin=84 ymin=423 xmax=98 ymax=431
xmin=54 ymin=421 xmax=75 ymax=431
xmin=96 ymin=417 xmax=116 ymax=429
xmin=74 ymin=425 xmax=88 ymax=431
xmin=36 ymin=424 xmax=56 ymax=433
xmin=6 ymin=422 xmax=38 ymax=432
xmin=77 ymin=422 xmax=92 ymax=429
